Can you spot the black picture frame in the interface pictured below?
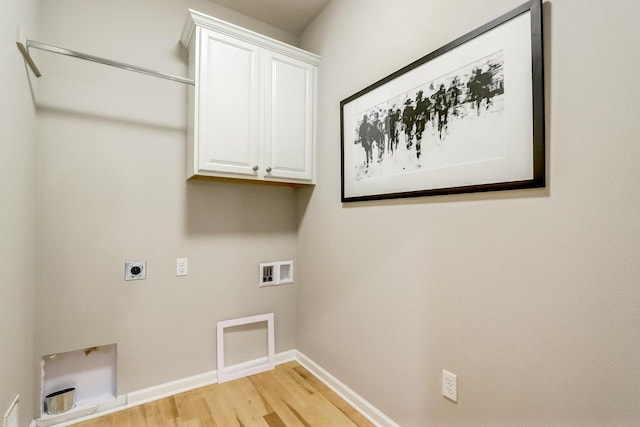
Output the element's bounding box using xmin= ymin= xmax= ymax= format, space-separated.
xmin=340 ymin=0 xmax=544 ymax=203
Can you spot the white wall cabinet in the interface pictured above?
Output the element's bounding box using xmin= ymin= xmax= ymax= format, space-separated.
xmin=181 ymin=10 xmax=319 ymax=185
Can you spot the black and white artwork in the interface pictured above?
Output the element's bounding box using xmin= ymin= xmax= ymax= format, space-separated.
xmin=340 ymin=0 xmax=544 ymax=202
xmin=353 ymin=51 xmax=505 ymax=182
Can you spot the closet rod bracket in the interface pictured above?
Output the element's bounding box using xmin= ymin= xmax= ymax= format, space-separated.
xmin=16 ymin=26 xmax=41 ymax=77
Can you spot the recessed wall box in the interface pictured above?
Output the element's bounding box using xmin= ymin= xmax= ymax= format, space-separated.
xmin=259 ymin=262 xmax=276 ymax=285
xmin=259 ymin=261 xmax=293 ymax=286
xmin=41 ymin=344 xmax=119 ymax=421
xmin=277 ymin=261 xmax=294 ymax=284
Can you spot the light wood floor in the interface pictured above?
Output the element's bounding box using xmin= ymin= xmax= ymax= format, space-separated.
xmin=72 ymin=361 xmax=374 ymax=427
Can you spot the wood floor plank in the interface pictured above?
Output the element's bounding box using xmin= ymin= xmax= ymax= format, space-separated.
xmin=249 ymin=370 xmax=307 ymax=427
xmin=260 ymin=363 xmax=359 ymax=427
xmin=270 ymin=365 xmax=356 ymax=426
xmin=222 ymin=377 xmax=270 ymax=427
xmin=202 ymin=386 xmax=241 ymax=427
xmin=291 ymin=366 xmax=374 ymax=427
xmin=263 ymin=411 xmax=288 ymax=427
xmin=191 ymin=392 xmax=217 ymax=427
xmin=71 ymin=362 xmax=374 ymax=427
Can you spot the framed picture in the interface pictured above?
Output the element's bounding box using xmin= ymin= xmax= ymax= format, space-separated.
xmin=340 ymin=0 xmax=544 ymax=202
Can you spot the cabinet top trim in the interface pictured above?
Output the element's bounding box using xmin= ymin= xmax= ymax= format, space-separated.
xmin=180 ymin=9 xmax=321 ymax=66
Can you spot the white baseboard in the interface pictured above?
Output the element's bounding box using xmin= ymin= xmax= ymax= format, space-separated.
xmin=38 ymin=349 xmax=396 ymax=427
xmin=275 ymin=349 xmax=297 ymax=364
xmin=294 ymin=351 xmax=400 ymax=427
xmin=126 ymin=349 xmax=298 ymax=408
xmin=127 ymin=370 xmax=217 ymax=406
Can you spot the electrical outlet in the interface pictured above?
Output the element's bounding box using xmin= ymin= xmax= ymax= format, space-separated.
xmin=125 ymin=261 xmax=146 ymax=281
xmin=442 ymin=370 xmax=458 ymax=402
xmin=176 ymin=258 xmax=188 ymax=276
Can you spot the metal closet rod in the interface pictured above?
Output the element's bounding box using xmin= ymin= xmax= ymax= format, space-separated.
xmin=17 ymin=38 xmax=194 ymax=86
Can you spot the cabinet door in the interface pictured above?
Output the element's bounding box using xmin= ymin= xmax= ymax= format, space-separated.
xmin=263 ymin=51 xmax=315 ymax=182
xmin=197 ymin=28 xmax=261 ymax=177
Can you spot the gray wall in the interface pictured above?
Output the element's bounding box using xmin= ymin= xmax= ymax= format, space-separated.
xmin=1 ymin=0 xmax=38 ymax=425
xmin=6 ymin=0 xmax=640 ymax=425
xmin=298 ymin=0 xmax=640 ymax=426
xmin=34 ymin=0 xmax=299 ymax=396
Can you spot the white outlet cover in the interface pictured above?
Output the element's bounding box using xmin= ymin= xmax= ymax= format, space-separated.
xmin=442 ymin=369 xmax=458 ymax=402
xmin=176 ymin=258 xmax=188 ymax=276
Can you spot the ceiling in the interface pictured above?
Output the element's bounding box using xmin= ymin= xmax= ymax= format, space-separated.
xmin=209 ymin=0 xmax=331 ymax=35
